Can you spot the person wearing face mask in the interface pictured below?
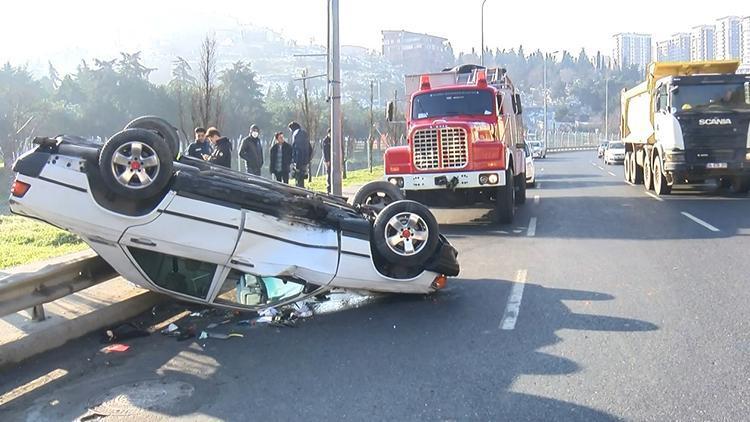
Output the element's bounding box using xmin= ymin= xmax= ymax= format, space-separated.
xmin=239 ymin=124 xmax=264 ymax=176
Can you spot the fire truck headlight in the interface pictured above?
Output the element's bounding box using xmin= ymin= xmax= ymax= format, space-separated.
xmin=388 ymin=177 xmax=404 ymax=188
xmin=488 ymin=173 xmax=499 ymax=184
xmin=479 ymin=173 xmax=499 ymax=185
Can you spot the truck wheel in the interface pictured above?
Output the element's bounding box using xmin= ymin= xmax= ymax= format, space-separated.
xmin=653 ymin=156 xmax=671 ymax=196
xmin=99 ymin=128 xmax=174 ymax=200
xmin=353 ymin=181 xmax=405 ymax=215
xmin=633 ymin=154 xmax=644 ymax=185
xmin=515 ymin=173 xmax=526 ymax=204
xmin=643 ymin=156 xmax=654 ymax=191
xmin=729 ymin=176 xmax=750 ymax=194
xmin=125 ymin=116 xmax=181 ymax=158
xmin=493 ymin=170 xmax=515 ymax=224
xmin=372 ymin=200 xmax=439 ymax=267
xmin=624 ymin=152 xmax=633 ymax=183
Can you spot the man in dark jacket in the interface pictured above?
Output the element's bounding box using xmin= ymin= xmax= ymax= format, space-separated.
xmin=185 ymin=127 xmax=211 ymax=160
xmin=205 ymin=127 xmax=232 ymax=168
xmin=322 ymin=129 xmax=332 ymax=193
xmin=239 ymin=124 xmax=263 ymax=176
xmin=289 ymin=121 xmax=312 ymax=188
xmin=269 ymin=131 xmax=293 ymax=183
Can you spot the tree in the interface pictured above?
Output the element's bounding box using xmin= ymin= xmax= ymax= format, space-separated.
xmin=0 ymin=63 xmax=44 ymax=169
xmin=169 ymin=56 xmax=196 ymax=142
xmin=193 ymin=34 xmax=221 ymax=129
xmin=219 ymin=60 xmax=269 ymax=138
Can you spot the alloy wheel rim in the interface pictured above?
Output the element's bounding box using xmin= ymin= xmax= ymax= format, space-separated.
xmin=110 ymin=141 xmax=160 ymax=189
xmin=384 ymin=212 xmax=429 ymax=256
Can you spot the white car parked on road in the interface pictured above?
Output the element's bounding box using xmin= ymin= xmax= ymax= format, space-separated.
xmin=9 ymin=117 xmax=459 ymax=312
xmin=525 ymin=143 xmax=536 ymax=187
xmin=604 ymin=141 xmax=626 ymax=165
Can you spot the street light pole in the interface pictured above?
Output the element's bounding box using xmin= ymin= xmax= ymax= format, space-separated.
xmin=480 ymin=0 xmax=488 ymax=66
xmin=329 ymin=0 xmax=342 ymax=196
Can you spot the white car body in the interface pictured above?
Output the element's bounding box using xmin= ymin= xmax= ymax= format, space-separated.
xmin=10 ymin=134 xmax=459 ymax=312
xmin=604 ymin=142 xmax=626 ymax=164
xmin=524 ymin=144 xmax=536 ymax=186
xmin=528 ymin=141 xmax=545 ymax=158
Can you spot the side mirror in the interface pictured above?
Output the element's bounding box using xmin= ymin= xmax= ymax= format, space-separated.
xmin=386 ymin=101 xmax=395 ymax=122
xmin=513 ymin=94 xmax=523 ymax=115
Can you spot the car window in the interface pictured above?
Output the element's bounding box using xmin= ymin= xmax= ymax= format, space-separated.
xmin=129 ymin=248 xmax=215 ymax=299
xmin=214 ymin=269 xmax=306 ymax=308
xmin=609 ymin=142 xmax=624 ymax=149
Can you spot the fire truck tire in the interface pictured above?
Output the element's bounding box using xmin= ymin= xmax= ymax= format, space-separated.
xmin=515 ymin=173 xmax=526 ymax=205
xmin=353 ymin=181 xmax=405 ymax=215
xmin=372 ymin=200 xmax=439 ymax=267
xmin=493 ymin=170 xmax=515 ymax=225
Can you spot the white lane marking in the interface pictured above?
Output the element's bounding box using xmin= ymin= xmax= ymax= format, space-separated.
xmin=591 ymin=162 xmax=598 ymax=167
xmin=607 ymin=171 xmax=616 ymax=177
xmin=527 ymin=217 xmax=537 ymax=237
xmin=681 ymin=212 xmax=720 ymax=232
xmin=596 ymin=165 xmax=605 ymax=170
xmin=501 ymin=269 xmax=528 ymax=330
xmin=645 ymin=191 xmax=664 ymax=202
xmin=536 ymin=182 xmax=542 ymax=189
xmin=533 ymin=195 xmax=540 ymax=204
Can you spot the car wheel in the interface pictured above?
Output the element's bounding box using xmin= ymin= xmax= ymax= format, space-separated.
xmin=493 ymin=169 xmax=515 ymax=224
xmin=99 ymin=128 xmax=174 ymax=200
xmin=372 ymin=200 xmax=439 ymax=267
xmin=515 ymin=172 xmax=526 ymax=204
xmin=653 ymin=156 xmax=671 ymax=195
xmin=125 ymin=116 xmax=181 ymax=158
xmin=353 ymin=181 xmax=405 ymax=215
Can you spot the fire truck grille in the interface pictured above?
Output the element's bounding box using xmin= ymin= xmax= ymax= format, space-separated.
xmin=412 ymin=127 xmax=468 ymax=170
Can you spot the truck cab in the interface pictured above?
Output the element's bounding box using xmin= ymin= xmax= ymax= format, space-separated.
xmin=384 ymin=65 xmax=528 ymax=224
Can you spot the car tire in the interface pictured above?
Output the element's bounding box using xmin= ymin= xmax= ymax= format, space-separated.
xmin=653 ymin=156 xmax=671 ymax=195
xmin=372 ymin=200 xmax=439 ymax=267
xmin=99 ymin=128 xmax=174 ymax=200
xmin=643 ymin=155 xmax=654 ymax=191
xmin=515 ymin=173 xmax=526 ymax=204
xmin=729 ymin=176 xmax=750 ymax=194
xmin=124 ymin=116 xmax=181 ymax=158
xmin=353 ymin=181 xmax=405 ymax=215
xmin=493 ymin=169 xmax=515 ymax=224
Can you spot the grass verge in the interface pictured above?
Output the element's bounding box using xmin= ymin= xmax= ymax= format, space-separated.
xmin=307 ymin=165 xmax=384 ymax=193
xmin=0 ymin=215 xmax=87 ymax=269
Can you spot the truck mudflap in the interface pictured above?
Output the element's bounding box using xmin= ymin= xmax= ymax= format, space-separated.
xmin=386 ymin=169 xmax=506 ymax=191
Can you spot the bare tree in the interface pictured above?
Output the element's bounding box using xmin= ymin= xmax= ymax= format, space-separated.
xmin=192 ymin=34 xmax=222 ymax=129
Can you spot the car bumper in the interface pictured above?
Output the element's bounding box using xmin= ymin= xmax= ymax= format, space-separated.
xmin=385 ymin=170 xmax=507 ymax=190
xmin=665 ymin=160 xmax=750 ymax=178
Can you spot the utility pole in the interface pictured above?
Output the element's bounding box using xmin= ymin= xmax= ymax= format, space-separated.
xmin=480 ymin=0 xmax=489 ymax=66
xmin=392 ymin=89 xmax=398 ymax=145
xmin=328 ymin=0 xmax=342 ymax=195
xmin=369 ymin=80 xmax=374 ymax=172
xmin=604 ymin=75 xmax=609 ymax=140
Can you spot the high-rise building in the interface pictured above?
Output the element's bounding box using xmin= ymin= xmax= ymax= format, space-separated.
xmin=741 ymin=16 xmax=750 ymax=70
xmin=381 ymin=30 xmax=455 ymax=74
xmin=691 ymin=25 xmax=715 ymax=61
xmin=716 ymin=16 xmax=742 ymax=60
xmin=612 ymin=33 xmax=652 ymax=69
xmin=656 ymin=33 xmax=690 ymax=62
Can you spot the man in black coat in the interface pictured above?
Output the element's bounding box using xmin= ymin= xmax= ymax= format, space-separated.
xmin=239 ymin=124 xmax=264 ymax=176
xmin=269 ymin=131 xmax=292 ymax=183
xmin=185 ymin=127 xmax=211 ymax=160
xmin=205 ymin=127 xmax=232 ymax=168
xmin=288 ymin=121 xmax=312 ymax=188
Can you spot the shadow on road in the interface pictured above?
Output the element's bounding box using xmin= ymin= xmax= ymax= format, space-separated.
xmin=1 ymin=279 xmax=656 ymax=421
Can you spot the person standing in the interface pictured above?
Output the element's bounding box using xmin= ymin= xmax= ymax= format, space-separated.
xmin=322 ymin=128 xmax=332 ymax=193
xmin=269 ymin=132 xmax=292 ymax=183
xmin=289 ymin=121 xmax=312 ymax=188
xmin=205 ymin=127 xmax=232 ymax=168
xmin=239 ymin=124 xmax=264 ymax=176
xmin=185 ymin=127 xmax=211 ymax=160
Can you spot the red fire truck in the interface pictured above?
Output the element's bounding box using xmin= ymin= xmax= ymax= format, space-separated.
xmin=383 ymin=64 xmax=528 ymax=224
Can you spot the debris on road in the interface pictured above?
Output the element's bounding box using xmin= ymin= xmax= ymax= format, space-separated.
xmin=198 ymin=331 xmax=243 ymax=340
xmin=101 ymin=344 xmax=130 ymax=353
xmin=103 ymin=323 xmax=150 ymax=343
xmin=160 ymin=323 xmax=179 ymax=335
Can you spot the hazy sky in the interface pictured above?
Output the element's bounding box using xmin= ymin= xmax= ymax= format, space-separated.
xmin=2 ymin=0 xmax=747 ymax=65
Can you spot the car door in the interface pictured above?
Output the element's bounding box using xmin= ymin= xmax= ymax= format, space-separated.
xmin=120 ymin=194 xmax=243 ymax=301
xmin=228 ymin=209 xmax=340 ymax=288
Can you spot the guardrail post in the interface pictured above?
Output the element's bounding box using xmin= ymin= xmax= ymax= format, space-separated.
xmin=27 ymin=304 xmax=46 ymax=322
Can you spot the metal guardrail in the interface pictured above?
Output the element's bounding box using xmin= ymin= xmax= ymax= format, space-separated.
xmin=0 ymin=250 xmax=116 ymax=319
xmin=547 ymin=146 xmax=598 ymax=152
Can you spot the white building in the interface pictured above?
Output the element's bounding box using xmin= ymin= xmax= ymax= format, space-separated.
xmin=716 ymin=16 xmax=742 ymax=60
xmin=656 ymin=33 xmax=690 ymax=62
xmin=613 ymin=33 xmax=652 ymax=69
xmin=691 ymin=25 xmax=715 ymax=61
xmin=741 ymin=16 xmax=750 ymax=71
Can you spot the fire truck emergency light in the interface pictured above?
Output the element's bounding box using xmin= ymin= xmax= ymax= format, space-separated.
xmin=420 ymin=75 xmax=431 ymax=91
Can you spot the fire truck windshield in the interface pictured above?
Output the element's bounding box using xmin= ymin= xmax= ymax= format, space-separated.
xmin=411 ymin=89 xmax=495 ymax=120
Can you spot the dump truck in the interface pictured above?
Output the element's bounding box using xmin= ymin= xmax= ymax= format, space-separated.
xmin=383 ymin=64 xmax=528 ymax=224
xmin=621 ymin=60 xmax=750 ymax=195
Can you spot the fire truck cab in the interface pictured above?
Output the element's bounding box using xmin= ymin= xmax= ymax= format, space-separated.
xmin=384 ymin=64 xmax=528 ymax=224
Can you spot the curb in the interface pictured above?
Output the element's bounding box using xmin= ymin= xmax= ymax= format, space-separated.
xmin=0 ymin=278 xmax=162 ymax=369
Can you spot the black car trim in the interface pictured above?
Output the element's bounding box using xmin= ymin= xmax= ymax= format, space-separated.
xmin=341 ymin=250 xmax=370 ymax=258
xmin=160 ymin=209 xmax=239 ymax=230
xmin=38 ymin=176 xmax=87 ymax=193
xmin=242 ymin=228 xmax=339 ymax=250
xmin=342 ymin=230 xmax=370 ymax=241
xmin=13 ymin=151 xmax=50 ymax=177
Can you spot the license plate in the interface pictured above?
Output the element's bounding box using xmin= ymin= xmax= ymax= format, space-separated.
xmin=706 ymin=162 xmax=727 ymax=169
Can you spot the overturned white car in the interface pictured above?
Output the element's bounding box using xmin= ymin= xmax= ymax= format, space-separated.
xmin=9 ymin=117 xmax=459 ymax=312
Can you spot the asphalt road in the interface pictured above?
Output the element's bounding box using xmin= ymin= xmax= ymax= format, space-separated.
xmin=2 ymin=151 xmax=750 ymax=421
